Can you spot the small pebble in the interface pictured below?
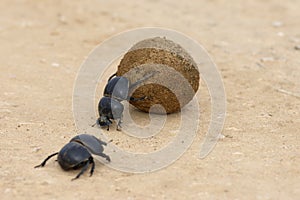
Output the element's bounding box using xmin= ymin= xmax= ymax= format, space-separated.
xmin=218 ymin=134 xmax=226 ymax=139
xmin=260 ymin=57 xmax=275 ymax=62
xmin=59 ymin=15 xmax=67 ymax=24
xmin=51 ymin=62 xmax=60 ymax=67
xmin=233 ymin=152 xmax=243 ymax=155
xmin=272 ymin=21 xmax=283 ymax=27
xmin=277 ymin=32 xmax=285 ymax=37
xmin=41 ymin=181 xmax=51 ymax=185
xmin=4 ymin=188 xmax=11 ymax=193
xmin=295 ymin=45 xmax=300 ymax=50
xmin=32 ymin=147 xmax=41 ymax=152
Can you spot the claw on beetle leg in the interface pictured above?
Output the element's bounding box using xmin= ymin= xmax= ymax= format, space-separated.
xmin=116 ymin=118 xmax=122 ymax=131
xmin=128 ymin=96 xmax=146 ymax=102
xmin=116 ymin=124 xmax=122 ymax=131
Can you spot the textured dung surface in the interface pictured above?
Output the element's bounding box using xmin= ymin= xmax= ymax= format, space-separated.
xmin=117 ymin=37 xmax=200 ymax=114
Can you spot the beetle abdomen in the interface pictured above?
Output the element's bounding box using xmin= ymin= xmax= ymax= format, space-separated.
xmin=57 ymin=142 xmax=91 ymax=170
xmin=104 ymin=76 xmax=129 ymax=101
xmin=70 ymin=134 xmax=106 ymax=156
xmin=98 ymin=97 xmax=124 ymax=120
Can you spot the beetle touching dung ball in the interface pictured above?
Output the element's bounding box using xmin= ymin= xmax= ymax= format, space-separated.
xmin=96 ymin=72 xmax=156 ymax=131
xmin=35 ymin=37 xmax=200 ymax=179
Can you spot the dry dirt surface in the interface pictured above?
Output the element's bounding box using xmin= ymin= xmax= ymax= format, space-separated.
xmin=1 ymin=0 xmax=299 ymax=199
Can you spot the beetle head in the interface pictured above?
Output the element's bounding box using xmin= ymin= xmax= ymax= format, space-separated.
xmin=96 ymin=116 xmax=112 ymax=129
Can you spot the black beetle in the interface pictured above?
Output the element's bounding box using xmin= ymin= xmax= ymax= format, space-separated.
xmin=104 ymin=72 xmax=155 ymax=102
xmin=96 ymin=72 xmax=155 ymax=131
xmin=97 ymin=96 xmax=124 ymax=131
xmin=35 ymin=134 xmax=111 ymax=180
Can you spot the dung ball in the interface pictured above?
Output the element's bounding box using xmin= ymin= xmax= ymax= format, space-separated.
xmin=117 ymin=37 xmax=199 ymax=114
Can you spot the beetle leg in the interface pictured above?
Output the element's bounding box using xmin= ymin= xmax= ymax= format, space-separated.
xmin=128 ymin=96 xmax=146 ymax=102
xmin=89 ymin=157 xmax=95 ymax=177
xmin=128 ymin=71 xmax=157 ymax=93
xmin=108 ymin=118 xmax=113 ymax=131
xmin=116 ymin=117 xmax=123 ymax=131
xmin=34 ymin=152 xmax=58 ymax=168
xmin=71 ymin=161 xmax=90 ymax=181
xmin=99 ymin=152 xmax=111 ymax=162
xmin=93 ymin=119 xmax=101 ymax=127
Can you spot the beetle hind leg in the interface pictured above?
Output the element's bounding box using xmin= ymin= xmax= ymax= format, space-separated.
xmin=128 ymin=71 xmax=156 ymax=92
xmin=99 ymin=152 xmax=111 ymax=162
xmin=116 ymin=119 xmax=122 ymax=131
xmin=72 ymin=161 xmax=90 ymax=181
xmin=34 ymin=152 xmax=58 ymax=168
xmin=89 ymin=158 xmax=95 ymax=177
xmin=128 ymin=96 xmax=146 ymax=102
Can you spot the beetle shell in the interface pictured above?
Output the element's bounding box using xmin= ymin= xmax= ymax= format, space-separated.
xmin=98 ymin=97 xmax=124 ymax=120
xmin=104 ymin=76 xmax=129 ymax=101
xmin=57 ymin=142 xmax=91 ymax=170
xmin=70 ymin=134 xmax=107 ymax=156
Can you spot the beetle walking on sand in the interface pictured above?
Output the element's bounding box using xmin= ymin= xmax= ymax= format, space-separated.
xmin=35 ymin=134 xmax=111 ymax=180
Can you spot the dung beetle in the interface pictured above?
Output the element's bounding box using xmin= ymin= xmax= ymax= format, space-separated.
xmin=97 ymin=96 xmax=124 ymax=131
xmin=104 ymin=72 xmax=156 ymax=102
xmin=35 ymin=134 xmax=111 ymax=180
xmin=96 ymin=72 xmax=156 ymax=131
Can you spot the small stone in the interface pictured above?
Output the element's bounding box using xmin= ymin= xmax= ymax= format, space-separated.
xmin=272 ymin=21 xmax=283 ymax=27
xmin=233 ymin=152 xmax=243 ymax=155
xmin=51 ymin=62 xmax=60 ymax=67
xmin=277 ymin=32 xmax=285 ymax=37
xmin=58 ymin=15 xmax=67 ymax=24
xmin=218 ymin=134 xmax=226 ymax=139
xmin=294 ymin=45 xmax=300 ymax=50
xmin=4 ymin=188 xmax=11 ymax=193
xmin=32 ymin=147 xmax=41 ymax=152
xmin=260 ymin=57 xmax=275 ymax=62
xmin=41 ymin=181 xmax=50 ymax=185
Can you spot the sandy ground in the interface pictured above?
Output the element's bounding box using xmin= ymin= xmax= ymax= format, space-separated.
xmin=1 ymin=0 xmax=300 ymax=199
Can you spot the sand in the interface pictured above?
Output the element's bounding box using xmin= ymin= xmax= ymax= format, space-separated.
xmin=0 ymin=0 xmax=299 ymax=199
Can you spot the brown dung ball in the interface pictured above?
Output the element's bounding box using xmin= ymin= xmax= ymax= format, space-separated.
xmin=117 ymin=37 xmax=200 ymax=114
